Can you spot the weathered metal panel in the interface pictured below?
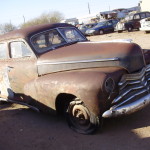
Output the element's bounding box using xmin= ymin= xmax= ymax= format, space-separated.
xmin=37 ymin=42 xmax=145 ymax=75
xmin=24 ymin=67 xmax=126 ymax=115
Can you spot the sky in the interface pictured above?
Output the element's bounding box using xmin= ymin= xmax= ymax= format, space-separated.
xmin=0 ymin=0 xmax=140 ymax=26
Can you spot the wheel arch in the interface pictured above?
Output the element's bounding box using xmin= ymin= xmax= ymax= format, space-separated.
xmin=99 ymin=29 xmax=104 ymax=34
xmin=55 ymin=93 xmax=76 ymax=115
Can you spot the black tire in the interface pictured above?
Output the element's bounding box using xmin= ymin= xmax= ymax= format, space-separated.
xmin=99 ymin=30 xmax=104 ymax=35
xmin=0 ymin=101 xmax=8 ymax=104
xmin=118 ymin=30 xmax=123 ymax=33
xmin=127 ymin=26 xmax=133 ymax=32
xmin=66 ymin=100 xmax=100 ymax=134
xmin=145 ymin=31 xmax=150 ymax=34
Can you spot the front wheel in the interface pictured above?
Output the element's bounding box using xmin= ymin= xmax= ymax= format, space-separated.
xmin=66 ymin=100 xmax=100 ymax=134
xmin=118 ymin=30 xmax=123 ymax=33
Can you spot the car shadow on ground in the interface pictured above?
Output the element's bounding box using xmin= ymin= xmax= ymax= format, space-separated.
xmin=0 ymin=103 xmax=150 ymax=150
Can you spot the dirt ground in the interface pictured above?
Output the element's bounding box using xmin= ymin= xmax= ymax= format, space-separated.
xmin=0 ymin=31 xmax=150 ymax=150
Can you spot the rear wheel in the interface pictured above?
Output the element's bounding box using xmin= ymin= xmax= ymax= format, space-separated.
xmin=127 ymin=26 xmax=133 ymax=32
xmin=145 ymin=31 xmax=150 ymax=34
xmin=66 ymin=99 xmax=100 ymax=134
xmin=99 ymin=30 xmax=104 ymax=35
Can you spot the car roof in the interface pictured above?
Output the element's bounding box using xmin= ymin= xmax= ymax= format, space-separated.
xmin=0 ymin=23 xmax=74 ymax=42
xmin=131 ymin=11 xmax=150 ymax=16
xmin=97 ymin=19 xmax=117 ymax=23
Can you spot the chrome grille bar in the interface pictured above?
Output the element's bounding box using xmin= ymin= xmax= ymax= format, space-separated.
xmin=102 ymin=64 xmax=150 ymax=118
xmin=112 ymin=64 xmax=150 ymax=104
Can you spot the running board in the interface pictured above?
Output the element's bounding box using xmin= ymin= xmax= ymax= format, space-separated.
xmin=0 ymin=97 xmax=40 ymax=112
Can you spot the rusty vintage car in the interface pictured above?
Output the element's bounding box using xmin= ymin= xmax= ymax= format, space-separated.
xmin=0 ymin=23 xmax=150 ymax=134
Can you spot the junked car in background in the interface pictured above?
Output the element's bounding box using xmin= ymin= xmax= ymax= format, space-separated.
xmin=115 ymin=11 xmax=150 ymax=33
xmin=78 ymin=23 xmax=97 ymax=35
xmin=0 ymin=23 xmax=150 ymax=134
xmin=85 ymin=19 xmax=118 ymax=35
xmin=140 ymin=17 xmax=150 ymax=33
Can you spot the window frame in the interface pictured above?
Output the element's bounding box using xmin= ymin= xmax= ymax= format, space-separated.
xmin=30 ymin=28 xmax=67 ymax=54
xmin=30 ymin=27 xmax=87 ymax=54
xmin=133 ymin=14 xmax=140 ymax=20
xmin=9 ymin=39 xmax=35 ymax=59
xmin=58 ymin=27 xmax=86 ymax=41
xmin=140 ymin=13 xmax=146 ymax=19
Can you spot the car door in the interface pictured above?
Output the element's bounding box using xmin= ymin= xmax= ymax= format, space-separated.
xmin=7 ymin=40 xmax=38 ymax=95
xmin=105 ymin=20 xmax=114 ymax=32
xmin=133 ymin=14 xmax=141 ymax=29
xmin=0 ymin=42 xmax=14 ymax=98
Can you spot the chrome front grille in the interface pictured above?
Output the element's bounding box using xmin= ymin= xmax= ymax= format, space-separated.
xmin=111 ymin=64 xmax=150 ymax=108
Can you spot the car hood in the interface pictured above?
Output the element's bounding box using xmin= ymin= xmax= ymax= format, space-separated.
xmin=37 ymin=41 xmax=145 ymax=75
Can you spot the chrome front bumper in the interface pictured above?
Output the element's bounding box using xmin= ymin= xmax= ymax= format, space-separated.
xmin=102 ymin=64 xmax=150 ymax=118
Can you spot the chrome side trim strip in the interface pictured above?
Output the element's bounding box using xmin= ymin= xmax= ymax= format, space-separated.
xmin=37 ymin=57 xmax=119 ymax=66
xmin=79 ymin=39 xmax=132 ymax=43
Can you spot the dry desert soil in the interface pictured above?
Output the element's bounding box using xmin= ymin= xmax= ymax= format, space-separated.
xmin=0 ymin=31 xmax=150 ymax=150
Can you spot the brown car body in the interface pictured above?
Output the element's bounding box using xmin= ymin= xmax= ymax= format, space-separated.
xmin=0 ymin=23 xmax=150 ymax=134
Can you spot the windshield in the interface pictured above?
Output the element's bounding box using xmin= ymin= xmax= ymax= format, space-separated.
xmin=95 ymin=21 xmax=106 ymax=27
xmin=31 ymin=27 xmax=86 ymax=53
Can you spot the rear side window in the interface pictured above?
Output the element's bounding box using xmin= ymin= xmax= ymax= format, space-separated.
xmin=146 ymin=13 xmax=150 ymax=17
xmin=0 ymin=43 xmax=8 ymax=59
xmin=10 ymin=41 xmax=32 ymax=58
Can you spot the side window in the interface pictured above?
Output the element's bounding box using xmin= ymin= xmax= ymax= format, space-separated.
xmin=134 ymin=14 xmax=140 ymax=20
xmin=48 ymin=30 xmax=65 ymax=45
xmin=0 ymin=43 xmax=8 ymax=59
xmin=146 ymin=13 xmax=150 ymax=17
xmin=34 ymin=34 xmax=47 ymax=49
xmin=140 ymin=13 xmax=146 ymax=19
xmin=32 ymin=29 xmax=66 ymax=53
xmin=10 ymin=41 xmax=32 ymax=58
xmin=112 ymin=20 xmax=117 ymax=24
xmin=107 ymin=21 xmax=113 ymax=26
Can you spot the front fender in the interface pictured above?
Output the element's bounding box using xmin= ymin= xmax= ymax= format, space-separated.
xmin=24 ymin=67 xmax=125 ymax=116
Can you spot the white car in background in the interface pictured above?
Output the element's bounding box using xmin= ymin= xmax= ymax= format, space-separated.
xmin=140 ymin=17 xmax=150 ymax=33
xmin=115 ymin=20 xmax=126 ymax=33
